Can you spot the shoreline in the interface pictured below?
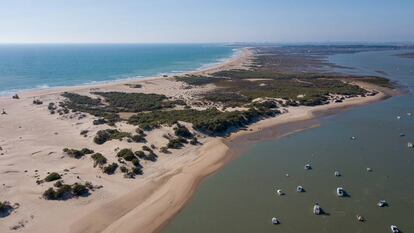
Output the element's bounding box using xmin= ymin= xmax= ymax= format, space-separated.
xmin=0 ymin=46 xmax=400 ymax=233
xmin=0 ymin=47 xmax=248 ymax=98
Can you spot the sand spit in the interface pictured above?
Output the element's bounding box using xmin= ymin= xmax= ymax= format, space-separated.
xmin=0 ymin=47 xmax=397 ymax=233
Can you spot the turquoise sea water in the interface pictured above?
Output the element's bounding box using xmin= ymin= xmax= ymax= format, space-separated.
xmin=0 ymin=44 xmax=236 ymax=95
xmin=162 ymin=50 xmax=414 ymax=233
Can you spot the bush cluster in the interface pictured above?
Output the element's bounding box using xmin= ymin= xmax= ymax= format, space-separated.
xmin=103 ymin=163 xmax=119 ymax=175
xmin=129 ymin=108 xmax=279 ymax=135
xmin=91 ymin=153 xmax=107 ymax=167
xmin=63 ymin=148 xmax=94 ymax=159
xmin=43 ymin=183 xmax=90 ymax=200
xmin=167 ymin=137 xmax=188 ymax=149
xmin=94 ymin=129 xmax=131 ymax=145
xmin=173 ymin=124 xmax=193 ymax=139
xmin=117 ymin=149 xmax=136 ymax=161
xmin=44 ymin=172 xmax=61 ymax=182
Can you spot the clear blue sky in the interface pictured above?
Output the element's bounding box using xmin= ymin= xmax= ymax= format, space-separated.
xmin=1 ymin=0 xmax=413 ymax=43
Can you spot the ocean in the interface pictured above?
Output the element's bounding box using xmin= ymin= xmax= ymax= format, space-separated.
xmin=162 ymin=49 xmax=414 ymax=233
xmin=0 ymin=44 xmax=236 ymax=95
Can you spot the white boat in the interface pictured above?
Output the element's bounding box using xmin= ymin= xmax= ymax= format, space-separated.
xmin=391 ymin=225 xmax=400 ymax=233
xmin=277 ymin=189 xmax=284 ymax=196
xmin=304 ymin=164 xmax=312 ymax=170
xmin=334 ymin=171 xmax=341 ymax=177
xmin=407 ymin=112 xmax=412 ymax=116
xmin=366 ymin=167 xmax=373 ymax=172
xmin=296 ymin=186 xmax=304 ymax=192
xmin=377 ymin=200 xmax=388 ymax=207
xmin=408 ymin=142 xmax=413 ymax=148
xmin=271 ymin=217 xmax=279 ymax=225
xmin=350 ymin=136 xmax=357 ymax=140
xmin=337 ymin=187 xmax=345 ymax=197
xmin=397 ymin=116 xmax=401 ymax=120
xmin=356 ymin=215 xmax=365 ymax=222
xmin=313 ymin=203 xmax=321 ymax=215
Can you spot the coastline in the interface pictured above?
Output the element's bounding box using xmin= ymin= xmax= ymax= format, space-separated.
xmin=0 ymin=47 xmax=400 ymax=233
xmin=0 ymin=47 xmax=248 ymax=98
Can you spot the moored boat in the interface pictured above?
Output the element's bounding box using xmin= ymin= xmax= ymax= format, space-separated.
xmin=296 ymin=186 xmax=304 ymax=192
xmin=377 ymin=200 xmax=388 ymax=207
xmin=304 ymin=164 xmax=312 ymax=170
xmin=277 ymin=189 xmax=285 ymax=196
xmin=313 ymin=203 xmax=321 ymax=215
xmin=336 ymin=187 xmax=345 ymax=197
xmin=334 ymin=171 xmax=341 ymax=177
xmin=356 ymin=215 xmax=365 ymax=222
xmin=391 ymin=225 xmax=400 ymax=233
xmin=271 ymin=217 xmax=279 ymax=225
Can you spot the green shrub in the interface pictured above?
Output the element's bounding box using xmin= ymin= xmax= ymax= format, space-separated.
xmin=55 ymin=185 xmax=72 ymax=199
xmin=167 ymin=137 xmax=188 ymax=149
xmin=91 ymin=153 xmax=107 ymax=167
xmin=131 ymin=134 xmax=146 ymax=143
xmin=134 ymin=151 xmax=145 ymax=159
xmin=80 ymin=148 xmax=94 ymax=155
xmin=94 ymin=129 xmax=131 ymax=145
xmin=131 ymin=158 xmax=142 ymax=168
xmin=63 ymin=148 xmax=87 ymax=159
xmin=120 ymin=166 xmax=128 ymax=173
xmin=43 ymin=188 xmax=57 ymax=200
xmin=135 ymin=150 xmax=157 ymax=161
xmin=72 ymin=183 xmax=89 ymax=196
xmin=174 ymin=124 xmax=193 ymax=138
xmin=117 ymin=149 xmax=135 ymax=161
xmin=103 ymin=163 xmax=118 ymax=175
xmin=44 ymin=172 xmax=61 ymax=182
xmin=132 ymin=167 xmax=143 ymax=175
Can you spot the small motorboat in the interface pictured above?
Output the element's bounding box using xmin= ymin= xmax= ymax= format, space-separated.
xmin=397 ymin=116 xmax=401 ymax=120
xmin=377 ymin=200 xmax=388 ymax=207
xmin=271 ymin=217 xmax=279 ymax=225
xmin=390 ymin=225 xmax=400 ymax=233
xmin=304 ymin=164 xmax=312 ymax=170
xmin=408 ymin=142 xmax=413 ymax=148
xmin=337 ymin=187 xmax=345 ymax=197
xmin=407 ymin=112 xmax=412 ymax=116
xmin=277 ymin=189 xmax=285 ymax=196
xmin=366 ymin=167 xmax=373 ymax=172
xmin=356 ymin=215 xmax=365 ymax=222
xmin=334 ymin=171 xmax=341 ymax=177
xmin=350 ymin=136 xmax=357 ymax=140
xmin=313 ymin=203 xmax=321 ymax=215
xmin=296 ymin=186 xmax=304 ymax=192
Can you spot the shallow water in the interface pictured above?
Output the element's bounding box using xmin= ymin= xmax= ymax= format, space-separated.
xmin=0 ymin=44 xmax=235 ymax=95
xmin=162 ymin=50 xmax=414 ymax=233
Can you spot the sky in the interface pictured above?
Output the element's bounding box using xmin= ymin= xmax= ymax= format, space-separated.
xmin=0 ymin=0 xmax=413 ymax=44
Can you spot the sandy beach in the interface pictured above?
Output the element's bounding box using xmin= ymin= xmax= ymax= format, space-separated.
xmin=0 ymin=48 xmax=398 ymax=233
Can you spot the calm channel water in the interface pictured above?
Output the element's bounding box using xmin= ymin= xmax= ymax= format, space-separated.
xmin=162 ymin=49 xmax=414 ymax=233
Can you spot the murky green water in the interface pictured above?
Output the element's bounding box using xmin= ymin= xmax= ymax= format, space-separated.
xmin=162 ymin=50 xmax=414 ymax=233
